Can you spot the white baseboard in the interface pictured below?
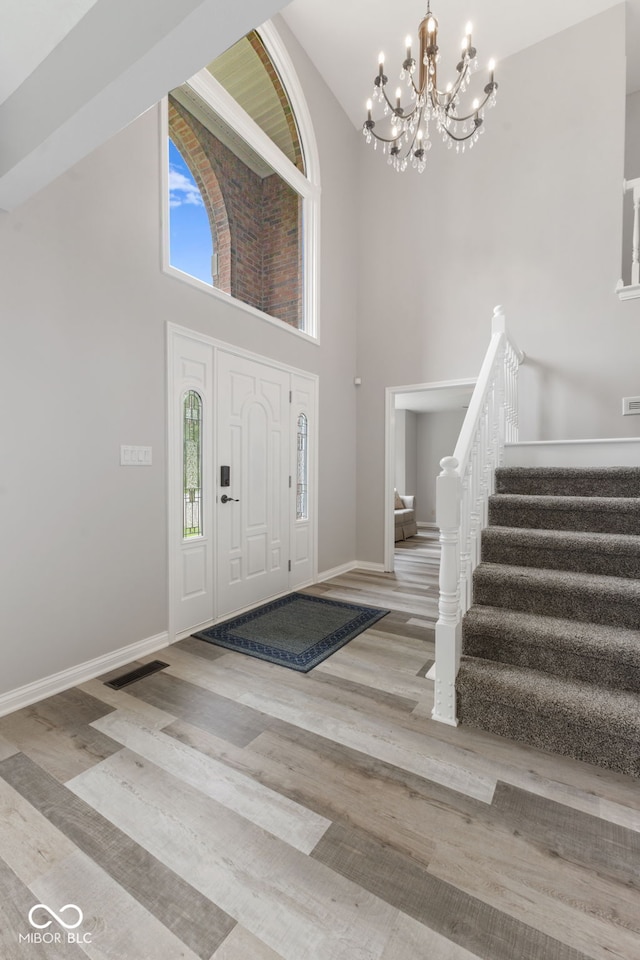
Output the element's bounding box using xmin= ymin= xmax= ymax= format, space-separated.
xmin=317 ymin=560 xmax=358 ymax=582
xmin=417 ymin=522 xmax=438 ymax=529
xmin=0 ymin=631 xmax=170 ymax=719
xmin=317 ymin=560 xmax=386 ymax=582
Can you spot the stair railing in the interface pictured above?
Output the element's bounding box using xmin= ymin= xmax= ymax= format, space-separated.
xmin=432 ymin=305 xmax=524 ymax=726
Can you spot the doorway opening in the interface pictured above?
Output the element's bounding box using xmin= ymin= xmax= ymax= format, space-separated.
xmin=384 ymin=379 xmax=475 ymax=573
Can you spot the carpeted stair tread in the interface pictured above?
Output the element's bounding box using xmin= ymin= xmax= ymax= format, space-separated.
xmin=488 ymin=493 xmax=640 ymax=535
xmin=456 ymin=658 xmax=640 ymax=776
xmin=473 ymin=562 xmax=640 ymax=628
xmin=481 ymin=525 xmax=640 ymax=579
xmin=496 ymin=466 xmax=640 ymax=498
xmin=489 ymin=493 xmax=640 ymax=532
xmin=463 ymin=604 xmax=640 ymax=691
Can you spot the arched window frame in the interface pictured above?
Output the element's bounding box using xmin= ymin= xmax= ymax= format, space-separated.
xmin=161 ymin=21 xmax=321 ymax=342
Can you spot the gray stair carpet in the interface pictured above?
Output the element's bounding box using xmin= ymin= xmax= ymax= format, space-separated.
xmin=457 ymin=466 xmax=640 ymax=777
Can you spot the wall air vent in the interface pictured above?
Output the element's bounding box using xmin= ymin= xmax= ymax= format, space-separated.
xmin=622 ymin=396 xmax=640 ymax=416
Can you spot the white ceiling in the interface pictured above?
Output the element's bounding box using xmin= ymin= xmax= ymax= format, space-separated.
xmin=282 ymin=0 xmax=640 ymax=128
xmin=0 ymin=0 xmax=98 ymax=104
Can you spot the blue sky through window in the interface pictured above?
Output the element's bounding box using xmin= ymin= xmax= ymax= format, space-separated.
xmin=169 ymin=139 xmax=213 ymax=286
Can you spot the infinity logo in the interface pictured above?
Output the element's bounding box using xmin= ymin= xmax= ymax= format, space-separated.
xmin=28 ymin=904 xmax=84 ymax=930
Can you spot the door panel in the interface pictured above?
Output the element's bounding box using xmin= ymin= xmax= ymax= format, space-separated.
xmin=216 ymin=350 xmax=291 ymax=617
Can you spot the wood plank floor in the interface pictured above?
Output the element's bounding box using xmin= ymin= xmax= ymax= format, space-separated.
xmin=0 ymin=530 xmax=638 ymax=959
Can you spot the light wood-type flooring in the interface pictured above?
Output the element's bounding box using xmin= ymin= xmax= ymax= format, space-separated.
xmin=0 ymin=530 xmax=639 ymax=959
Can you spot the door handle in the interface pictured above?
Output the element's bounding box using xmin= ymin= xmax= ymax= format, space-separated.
xmin=220 ymin=494 xmax=239 ymax=503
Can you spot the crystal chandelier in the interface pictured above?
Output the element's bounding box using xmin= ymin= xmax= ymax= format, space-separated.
xmin=363 ymin=2 xmax=498 ymax=172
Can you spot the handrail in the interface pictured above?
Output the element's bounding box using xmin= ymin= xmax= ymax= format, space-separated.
xmin=431 ymin=305 xmax=524 ymax=726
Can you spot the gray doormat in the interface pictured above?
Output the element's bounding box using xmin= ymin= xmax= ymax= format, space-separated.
xmin=193 ymin=592 xmax=389 ymax=672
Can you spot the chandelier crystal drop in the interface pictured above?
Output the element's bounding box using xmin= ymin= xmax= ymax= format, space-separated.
xmin=363 ymin=2 xmax=498 ymax=173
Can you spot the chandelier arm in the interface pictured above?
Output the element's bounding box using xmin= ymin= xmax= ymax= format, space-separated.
xmin=378 ymin=84 xmax=422 ymax=127
xmin=402 ymin=124 xmax=421 ymax=156
xmin=379 ymin=84 xmax=410 ymax=120
xmin=431 ymin=62 xmax=468 ymax=107
xmin=441 ymin=124 xmax=480 ymax=143
xmin=368 ymin=129 xmax=413 ymax=145
xmin=410 ymin=73 xmax=428 ymax=99
xmin=445 ymin=88 xmax=494 ymax=123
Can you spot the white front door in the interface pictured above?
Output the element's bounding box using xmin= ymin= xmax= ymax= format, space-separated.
xmin=216 ymin=350 xmax=292 ymax=618
xmin=168 ymin=325 xmax=317 ymax=638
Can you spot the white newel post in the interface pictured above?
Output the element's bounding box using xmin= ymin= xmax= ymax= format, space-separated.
xmin=432 ymin=456 xmax=461 ymax=726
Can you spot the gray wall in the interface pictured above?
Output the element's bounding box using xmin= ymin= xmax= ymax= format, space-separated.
xmin=393 ymin=409 xmax=417 ymax=496
xmin=0 ymin=14 xmax=359 ymax=695
xmin=394 ymin=409 xmax=407 ymax=493
xmin=625 ymin=90 xmax=640 ymax=174
xmin=415 ymin=411 xmax=468 ymax=524
xmin=405 ymin=411 xmax=417 ymax=501
xmin=356 ymin=5 xmax=639 ymax=564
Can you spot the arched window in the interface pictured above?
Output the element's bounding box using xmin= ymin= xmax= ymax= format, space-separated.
xmin=183 ymin=390 xmax=203 ymax=538
xmin=168 ymin=140 xmax=217 ymax=287
xmin=296 ymin=412 xmax=308 ymax=521
xmin=163 ymin=23 xmax=319 ymax=338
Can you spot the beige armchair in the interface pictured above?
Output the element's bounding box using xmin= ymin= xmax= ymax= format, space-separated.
xmin=394 ymin=491 xmax=418 ymax=541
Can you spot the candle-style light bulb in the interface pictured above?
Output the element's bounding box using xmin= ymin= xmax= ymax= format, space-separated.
xmin=395 ymin=87 xmax=402 ymax=109
xmin=465 ymin=21 xmax=473 ymax=36
xmin=472 ymin=98 xmax=480 ymax=111
xmin=366 ymin=98 xmax=373 ymax=121
xmin=427 ymin=17 xmax=436 ymax=33
xmin=417 ymin=128 xmax=424 ymax=141
xmin=378 ymin=51 xmax=385 ymax=79
xmin=488 ymin=58 xmax=496 ymax=83
xmin=405 ymin=34 xmax=412 ymax=59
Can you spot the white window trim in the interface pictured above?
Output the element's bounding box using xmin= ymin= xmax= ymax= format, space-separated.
xmin=161 ymin=20 xmax=321 ymax=342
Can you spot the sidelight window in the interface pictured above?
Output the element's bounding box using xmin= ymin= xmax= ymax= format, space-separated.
xmin=296 ymin=412 xmax=308 ymax=521
xmin=183 ymin=390 xmax=203 ymax=538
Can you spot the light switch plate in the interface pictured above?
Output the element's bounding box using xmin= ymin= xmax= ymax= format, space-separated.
xmin=120 ymin=445 xmax=152 ymax=466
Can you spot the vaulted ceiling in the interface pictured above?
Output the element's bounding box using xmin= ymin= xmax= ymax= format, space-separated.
xmin=282 ymin=0 xmax=640 ymax=130
xmin=0 ymin=0 xmax=637 ymax=211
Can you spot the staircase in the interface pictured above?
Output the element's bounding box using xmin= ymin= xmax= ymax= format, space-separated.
xmin=456 ymin=466 xmax=640 ymax=777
